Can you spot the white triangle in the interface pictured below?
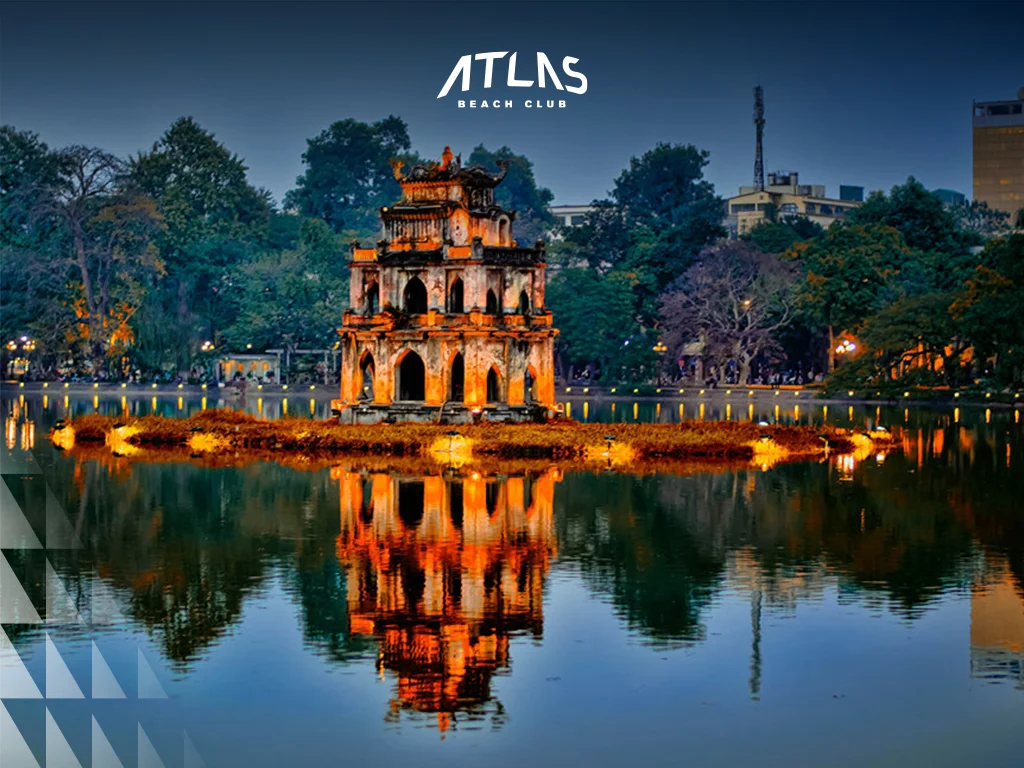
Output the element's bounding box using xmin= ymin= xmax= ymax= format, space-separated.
xmin=91 ymin=642 xmax=126 ymax=699
xmin=46 ymin=560 xmax=84 ymax=625
xmin=138 ymin=723 xmax=166 ymax=768
xmin=0 ymin=479 xmax=42 ymax=549
xmin=1 ymin=700 xmax=40 ymax=767
xmin=183 ymin=731 xmax=206 ymax=768
xmin=137 ymin=649 xmax=168 ymax=699
xmin=0 ymin=625 xmax=42 ymax=698
xmin=0 ymin=551 xmax=42 ymax=623
xmin=92 ymin=716 xmax=125 ymax=768
xmin=46 ymin=708 xmax=83 ymax=768
xmin=46 ymin=489 xmax=83 ymax=549
xmin=90 ymin=578 xmax=125 ymax=626
xmin=45 ymin=634 xmax=85 ymax=699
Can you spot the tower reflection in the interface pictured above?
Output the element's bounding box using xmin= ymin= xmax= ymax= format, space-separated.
xmin=333 ymin=466 xmax=560 ymax=732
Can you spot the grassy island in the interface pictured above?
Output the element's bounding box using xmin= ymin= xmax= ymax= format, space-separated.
xmin=50 ymin=409 xmax=897 ymax=471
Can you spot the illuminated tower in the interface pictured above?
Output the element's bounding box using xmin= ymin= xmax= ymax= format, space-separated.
xmin=334 ymin=147 xmax=559 ymax=423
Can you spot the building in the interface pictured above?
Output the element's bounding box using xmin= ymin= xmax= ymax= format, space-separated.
xmin=334 ymin=147 xmax=558 ymax=423
xmin=973 ymin=90 xmax=1024 ymax=220
xmin=548 ymin=203 xmax=595 ymax=228
xmin=724 ymin=171 xmax=862 ymax=237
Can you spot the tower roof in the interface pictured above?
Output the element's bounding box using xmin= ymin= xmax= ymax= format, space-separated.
xmin=389 ymin=146 xmax=508 ymax=188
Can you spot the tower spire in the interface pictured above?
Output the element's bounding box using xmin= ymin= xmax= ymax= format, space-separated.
xmin=753 ymin=85 xmax=765 ymax=192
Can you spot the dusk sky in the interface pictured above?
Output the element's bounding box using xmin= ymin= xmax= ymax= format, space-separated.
xmin=2 ymin=1 xmax=1020 ymax=207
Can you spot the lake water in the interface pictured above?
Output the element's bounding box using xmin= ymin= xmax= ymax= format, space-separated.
xmin=2 ymin=392 xmax=1023 ymax=767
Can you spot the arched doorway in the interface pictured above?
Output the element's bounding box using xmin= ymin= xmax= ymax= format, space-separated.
xmin=517 ymin=290 xmax=531 ymax=315
xmin=396 ymin=351 xmax=425 ymax=401
xmin=524 ymin=365 xmax=537 ymax=402
xmin=358 ymin=351 xmax=375 ymax=401
xmin=485 ymin=289 xmax=499 ymax=315
xmin=448 ymin=277 xmax=464 ymax=313
xmin=449 ymin=352 xmax=465 ymax=402
xmin=486 ymin=365 xmax=502 ymax=403
xmin=403 ymin=276 xmax=428 ymax=314
xmin=365 ymin=282 xmax=379 ymax=315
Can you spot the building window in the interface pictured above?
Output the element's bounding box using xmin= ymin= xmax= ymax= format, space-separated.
xmin=805 ymin=203 xmax=817 ymax=215
xmin=819 ymin=204 xmax=833 ymax=216
xmin=403 ymin=276 xmax=428 ymax=314
xmin=570 ymin=215 xmax=586 ymax=226
xmin=485 ymin=289 xmax=500 ymax=315
xmin=780 ymin=203 xmax=798 ymax=214
xmin=731 ymin=203 xmax=756 ymax=213
xmin=448 ymin=277 xmax=464 ymax=313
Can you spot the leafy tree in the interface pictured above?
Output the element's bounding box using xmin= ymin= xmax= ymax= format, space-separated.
xmin=742 ymin=217 xmax=824 ymax=254
xmin=846 ymin=177 xmax=966 ymax=254
xmin=950 ymin=200 xmax=1011 ymax=241
xmin=285 ymin=116 xmax=412 ymax=238
xmin=467 ymin=145 xmax=555 ymax=244
xmin=546 ymin=267 xmax=651 ymax=382
xmin=223 ymin=218 xmax=347 ymax=353
xmin=660 ymin=241 xmax=798 ymax=384
xmin=791 ymin=224 xmax=915 ymax=371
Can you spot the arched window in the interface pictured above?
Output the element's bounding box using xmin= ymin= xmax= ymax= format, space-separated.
xmin=498 ymin=218 xmax=509 ymax=244
xmin=358 ymin=352 xmax=375 ymax=401
xmin=396 ymin=351 xmax=425 ymax=401
xmin=403 ymin=276 xmax=428 ymax=314
xmin=485 ymin=289 xmax=499 ymax=315
xmin=486 ymin=366 xmax=502 ymax=403
xmin=525 ymin=365 xmax=538 ymax=402
xmin=517 ymin=290 xmax=530 ymax=315
xmin=449 ymin=353 xmax=465 ymax=402
xmin=448 ymin=277 xmax=464 ymax=313
xmin=365 ymin=282 xmax=379 ymax=315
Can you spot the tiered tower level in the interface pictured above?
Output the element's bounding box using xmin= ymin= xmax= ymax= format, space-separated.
xmin=336 ymin=147 xmax=558 ymax=423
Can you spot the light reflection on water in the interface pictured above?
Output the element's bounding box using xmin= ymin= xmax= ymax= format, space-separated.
xmin=1 ymin=393 xmax=1023 ymax=766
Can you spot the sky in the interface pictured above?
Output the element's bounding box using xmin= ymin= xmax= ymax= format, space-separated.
xmin=1 ymin=1 xmax=1021 ymax=207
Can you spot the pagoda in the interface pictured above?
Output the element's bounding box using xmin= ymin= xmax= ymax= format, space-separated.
xmin=333 ymin=146 xmax=558 ymax=423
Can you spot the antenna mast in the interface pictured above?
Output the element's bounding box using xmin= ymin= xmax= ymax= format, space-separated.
xmin=753 ymin=85 xmax=765 ymax=191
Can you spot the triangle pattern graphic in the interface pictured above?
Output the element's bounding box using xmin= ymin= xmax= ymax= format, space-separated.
xmin=92 ymin=641 xmax=127 ymax=699
xmin=1 ymin=700 xmax=40 ymax=767
xmin=0 ymin=551 xmax=42 ymax=624
xmin=45 ymin=633 xmax=85 ymax=699
xmin=46 ymin=489 xmax=83 ymax=549
xmin=90 ymin=578 xmax=125 ymax=626
xmin=0 ymin=479 xmax=42 ymax=549
xmin=0 ymin=446 xmax=42 ymax=472
xmin=46 ymin=560 xmax=84 ymax=625
xmin=138 ymin=648 xmax=168 ymax=699
xmin=0 ymin=625 xmax=42 ymax=698
xmin=138 ymin=723 xmax=167 ymax=768
xmin=46 ymin=707 xmax=84 ymax=768
xmin=184 ymin=731 xmax=206 ymax=768
xmin=92 ymin=716 xmax=125 ymax=768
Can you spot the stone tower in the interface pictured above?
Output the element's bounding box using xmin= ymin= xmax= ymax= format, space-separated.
xmin=334 ymin=147 xmax=558 ymax=423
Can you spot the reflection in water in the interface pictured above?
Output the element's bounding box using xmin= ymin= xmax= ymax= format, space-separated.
xmin=334 ymin=467 xmax=558 ymax=732
xmin=2 ymin=392 xmax=1024 ymax=757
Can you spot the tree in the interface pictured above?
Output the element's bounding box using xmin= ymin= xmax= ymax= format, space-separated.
xmin=285 ymin=116 xmax=413 ymax=238
xmin=742 ymin=218 xmax=824 ymax=254
xmin=468 ymin=145 xmax=555 ymax=244
xmin=949 ymin=200 xmax=1011 ymax=241
xmin=659 ymin=241 xmax=798 ymax=384
xmin=611 ymin=143 xmax=724 ymax=292
xmin=791 ymin=224 xmax=914 ymax=371
xmin=223 ymin=218 xmax=347 ymax=353
xmin=546 ymin=268 xmax=650 ymax=382
xmin=846 ymin=177 xmax=966 ymax=254
xmin=29 ymin=146 xmax=165 ymax=373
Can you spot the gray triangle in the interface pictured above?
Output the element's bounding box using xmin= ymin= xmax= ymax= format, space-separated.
xmin=0 ymin=550 xmax=42 ymax=623
xmin=91 ymin=641 xmax=126 ymax=699
xmin=0 ymin=625 xmax=42 ymax=698
xmin=90 ymin=578 xmax=125 ymax=626
xmin=0 ymin=479 xmax=42 ymax=549
xmin=137 ymin=648 xmax=168 ymax=699
xmin=1 ymin=447 xmax=43 ymax=473
xmin=45 ymin=634 xmax=85 ymax=699
xmin=46 ymin=489 xmax=83 ymax=549
xmin=92 ymin=716 xmax=125 ymax=768
xmin=46 ymin=560 xmax=84 ymax=625
xmin=46 ymin=708 xmax=83 ymax=768
xmin=138 ymin=723 xmax=166 ymax=768
xmin=1 ymin=700 xmax=40 ymax=767
xmin=183 ymin=732 xmax=206 ymax=768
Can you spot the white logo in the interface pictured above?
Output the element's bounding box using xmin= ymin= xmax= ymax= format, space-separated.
xmin=437 ymin=52 xmax=588 ymax=99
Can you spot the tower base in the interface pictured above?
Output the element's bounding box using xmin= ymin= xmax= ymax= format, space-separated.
xmin=331 ymin=401 xmax=554 ymax=425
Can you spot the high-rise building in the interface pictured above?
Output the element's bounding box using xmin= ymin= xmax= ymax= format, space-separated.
xmin=973 ymin=90 xmax=1024 ymax=220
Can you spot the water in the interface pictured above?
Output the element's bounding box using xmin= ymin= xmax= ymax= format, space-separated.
xmin=2 ymin=392 xmax=1023 ymax=767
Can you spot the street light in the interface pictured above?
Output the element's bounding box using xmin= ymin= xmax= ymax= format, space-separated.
xmin=652 ymin=341 xmax=668 ymax=385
